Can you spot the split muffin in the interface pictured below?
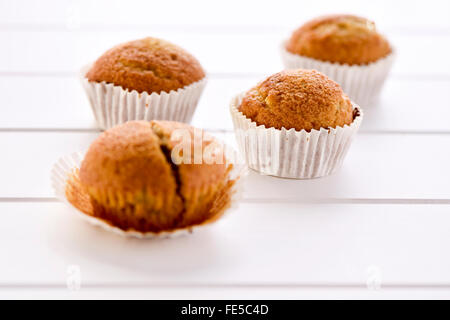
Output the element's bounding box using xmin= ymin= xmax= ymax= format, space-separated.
xmin=230 ymin=69 xmax=363 ymax=179
xmin=281 ymin=15 xmax=394 ymax=106
xmin=82 ymin=37 xmax=207 ymax=129
xmin=66 ymin=121 xmax=236 ymax=234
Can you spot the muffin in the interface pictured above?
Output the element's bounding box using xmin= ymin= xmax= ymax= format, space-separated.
xmin=239 ymin=69 xmax=353 ymax=132
xmin=86 ymin=37 xmax=205 ymax=94
xmin=286 ymin=15 xmax=391 ymax=65
xmin=82 ymin=37 xmax=207 ymax=129
xmin=58 ymin=121 xmax=243 ymax=236
xmin=230 ymin=69 xmax=363 ymax=179
xmin=281 ymin=15 xmax=394 ymax=106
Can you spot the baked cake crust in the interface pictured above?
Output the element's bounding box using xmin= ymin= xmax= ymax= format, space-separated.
xmin=86 ymin=37 xmax=205 ymax=94
xmin=286 ymin=15 xmax=392 ymax=65
xmin=239 ymin=69 xmax=354 ymax=132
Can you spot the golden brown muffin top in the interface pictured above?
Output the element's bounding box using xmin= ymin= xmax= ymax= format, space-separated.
xmin=286 ymin=15 xmax=392 ymax=65
xmin=80 ymin=120 xmax=227 ymax=196
xmin=86 ymin=37 xmax=205 ymax=94
xmin=239 ymin=69 xmax=354 ymax=132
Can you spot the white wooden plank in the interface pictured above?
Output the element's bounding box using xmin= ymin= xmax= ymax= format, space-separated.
xmin=1 ymin=31 xmax=450 ymax=76
xmin=241 ymin=132 xmax=450 ymax=201
xmin=0 ymin=132 xmax=450 ymax=200
xmin=363 ymin=79 xmax=450 ymax=133
xmin=1 ymin=202 xmax=450 ymax=286
xmin=1 ymin=76 xmax=449 ymax=133
xmin=0 ymin=76 xmax=96 ymax=130
xmin=0 ymin=30 xmax=281 ymax=75
xmin=2 ymin=0 xmax=450 ymax=31
xmin=2 ymin=287 xmax=450 ymax=300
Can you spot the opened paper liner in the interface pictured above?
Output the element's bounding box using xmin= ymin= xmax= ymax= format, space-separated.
xmin=230 ymin=93 xmax=363 ymax=179
xmin=51 ymin=148 xmax=247 ymax=239
xmin=80 ymin=65 xmax=207 ymax=130
xmin=280 ymin=42 xmax=395 ymax=107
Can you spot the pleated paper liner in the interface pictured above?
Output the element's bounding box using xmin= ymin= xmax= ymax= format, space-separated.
xmin=230 ymin=93 xmax=363 ymax=179
xmin=51 ymin=149 xmax=247 ymax=239
xmin=280 ymin=42 xmax=395 ymax=107
xmin=80 ymin=65 xmax=207 ymax=130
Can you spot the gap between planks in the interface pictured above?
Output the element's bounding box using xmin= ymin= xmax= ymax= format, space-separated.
xmin=1 ymin=282 xmax=450 ymax=290
xmin=1 ymin=72 xmax=450 ymax=82
xmin=1 ymin=128 xmax=450 ymax=135
xmin=1 ymin=197 xmax=450 ymax=205
xmin=2 ymin=23 xmax=450 ymax=36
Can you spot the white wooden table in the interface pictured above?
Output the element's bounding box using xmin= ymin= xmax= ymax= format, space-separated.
xmin=1 ymin=0 xmax=450 ymax=299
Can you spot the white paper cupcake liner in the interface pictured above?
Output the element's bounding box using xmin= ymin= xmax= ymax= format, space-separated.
xmin=51 ymin=146 xmax=247 ymax=239
xmin=230 ymin=93 xmax=363 ymax=179
xmin=80 ymin=65 xmax=207 ymax=130
xmin=280 ymin=42 xmax=395 ymax=107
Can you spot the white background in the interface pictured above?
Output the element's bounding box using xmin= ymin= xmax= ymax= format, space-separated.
xmin=1 ymin=0 xmax=450 ymax=299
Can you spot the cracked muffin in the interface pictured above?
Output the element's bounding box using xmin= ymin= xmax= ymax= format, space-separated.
xmin=86 ymin=37 xmax=205 ymax=94
xmin=239 ymin=69 xmax=353 ymax=132
xmin=82 ymin=37 xmax=207 ymax=130
xmin=67 ymin=121 xmax=235 ymax=234
xmin=286 ymin=15 xmax=392 ymax=65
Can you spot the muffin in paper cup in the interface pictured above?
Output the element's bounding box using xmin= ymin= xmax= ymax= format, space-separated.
xmin=81 ymin=37 xmax=207 ymax=130
xmin=50 ymin=121 xmax=247 ymax=239
xmin=281 ymin=44 xmax=394 ymax=107
xmin=230 ymin=93 xmax=363 ymax=179
xmin=281 ymin=14 xmax=395 ymax=107
xmin=81 ymin=66 xmax=207 ymax=130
